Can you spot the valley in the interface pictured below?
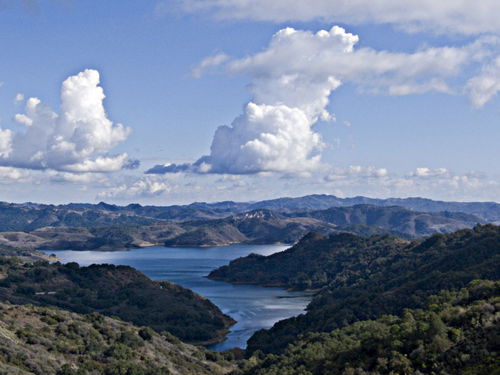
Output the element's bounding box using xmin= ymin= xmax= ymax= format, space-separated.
xmin=0 ymin=196 xmax=498 ymax=374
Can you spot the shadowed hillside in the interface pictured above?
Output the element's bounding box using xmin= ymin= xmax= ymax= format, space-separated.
xmin=209 ymin=224 xmax=500 ymax=354
xmin=236 ymin=280 xmax=500 ymax=375
xmin=0 ymin=259 xmax=234 ymax=345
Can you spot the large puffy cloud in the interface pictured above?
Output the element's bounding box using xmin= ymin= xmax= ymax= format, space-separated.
xmin=149 ymin=26 xmax=498 ymax=176
xmin=206 ymin=102 xmax=324 ymax=173
xmin=179 ymin=0 xmax=500 ymax=36
xmin=0 ymin=69 xmax=133 ymax=172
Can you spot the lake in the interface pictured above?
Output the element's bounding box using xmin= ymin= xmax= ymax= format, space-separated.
xmin=43 ymin=244 xmax=313 ymax=351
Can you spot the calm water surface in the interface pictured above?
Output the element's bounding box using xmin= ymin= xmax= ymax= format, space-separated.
xmin=44 ymin=244 xmax=312 ymax=351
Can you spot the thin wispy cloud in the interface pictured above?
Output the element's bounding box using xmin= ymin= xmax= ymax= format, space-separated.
xmin=179 ymin=0 xmax=500 ymax=36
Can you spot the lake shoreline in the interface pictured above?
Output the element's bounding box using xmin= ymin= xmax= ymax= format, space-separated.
xmin=42 ymin=244 xmax=312 ymax=351
xmin=37 ymin=240 xmax=294 ymax=252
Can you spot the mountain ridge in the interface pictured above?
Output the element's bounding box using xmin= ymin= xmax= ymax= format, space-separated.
xmin=0 ymin=204 xmax=483 ymax=251
xmin=1 ymin=194 xmax=500 ymax=230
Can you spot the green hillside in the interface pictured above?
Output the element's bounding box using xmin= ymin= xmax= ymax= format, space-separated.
xmin=237 ymin=280 xmax=499 ymax=375
xmin=0 ymin=259 xmax=234 ymax=345
xmin=0 ymin=302 xmax=233 ymax=375
xmin=209 ymin=224 xmax=500 ymax=354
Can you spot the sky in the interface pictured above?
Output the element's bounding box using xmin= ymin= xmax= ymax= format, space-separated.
xmin=1 ymin=0 xmax=500 ymax=205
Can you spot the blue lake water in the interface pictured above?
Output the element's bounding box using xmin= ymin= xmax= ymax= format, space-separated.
xmin=43 ymin=244 xmax=313 ymax=351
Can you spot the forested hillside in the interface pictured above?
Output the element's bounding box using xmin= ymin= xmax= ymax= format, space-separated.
xmin=0 ymin=259 xmax=234 ymax=344
xmin=209 ymin=232 xmax=409 ymax=289
xmin=0 ymin=303 xmax=234 ymax=375
xmin=0 ymin=225 xmax=498 ymax=374
xmin=236 ymin=280 xmax=499 ymax=375
xmin=210 ymin=224 xmax=500 ymax=354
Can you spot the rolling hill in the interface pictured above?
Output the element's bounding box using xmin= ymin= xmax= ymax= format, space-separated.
xmin=0 ymin=302 xmax=233 ymax=375
xmin=0 ymin=258 xmax=234 ymax=345
xmin=209 ymin=224 xmax=500 ymax=354
xmin=0 ymin=205 xmax=484 ymax=250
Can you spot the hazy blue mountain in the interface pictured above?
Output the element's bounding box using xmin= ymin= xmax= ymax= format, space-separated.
xmin=0 ymin=195 xmax=498 ymax=234
xmin=0 ymin=205 xmax=483 ymax=250
xmin=249 ymin=194 xmax=500 ymax=221
xmin=289 ymin=204 xmax=483 ymax=236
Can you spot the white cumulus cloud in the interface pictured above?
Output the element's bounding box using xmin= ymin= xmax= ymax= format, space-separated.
xmin=320 ymin=165 xmax=498 ymax=201
xmin=148 ymin=25 xmax=498 ymax=176
xmin=206 ymin=102 xmax=324 ymax=174
xmin=0 ymin=69 xmax=133 ymax=173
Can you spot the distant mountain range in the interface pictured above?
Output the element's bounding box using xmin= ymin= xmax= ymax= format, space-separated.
xmin=2 ymin=194 xmax=500 ymax=229
xmin=247 ymin=195 xmax=500 ymax=221
xmin=0 ymin=204 xmax=484 ymax=250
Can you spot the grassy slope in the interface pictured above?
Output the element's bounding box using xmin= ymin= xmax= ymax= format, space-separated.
xmin=0 ymin=302 xmax=234 ymax=375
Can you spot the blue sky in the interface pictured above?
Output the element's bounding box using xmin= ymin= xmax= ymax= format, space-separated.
xmin=0 ymin=0 xmax=499 ymax=204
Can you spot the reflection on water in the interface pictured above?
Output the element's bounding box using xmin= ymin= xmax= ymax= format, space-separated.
xmin=43 ymin=244 xmax=313 ymax=351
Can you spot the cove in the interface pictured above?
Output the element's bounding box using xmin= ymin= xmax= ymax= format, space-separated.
xmin=43 ymin=244 xmax=313 ymax=351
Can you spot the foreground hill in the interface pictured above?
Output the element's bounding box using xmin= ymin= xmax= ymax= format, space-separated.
xmin=2 ymin=278 xmax=497 ymax=375
xmin=0 ymin=302 xmax=233 ymax=375
xmin=237 ymin=280 xmax=499 ymax=375
xmin=0 ymin=259 xmax=234 ymax=345
xmin=0 ymin=205 xmax=482 ymax=250
xmin=209 ymin=224 xmax=500 ymax=354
